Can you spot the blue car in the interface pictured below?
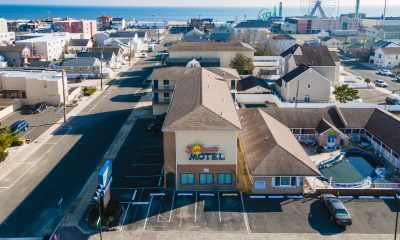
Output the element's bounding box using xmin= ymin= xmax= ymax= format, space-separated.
xmin=10 ymin=120 xmax=29 ymax=133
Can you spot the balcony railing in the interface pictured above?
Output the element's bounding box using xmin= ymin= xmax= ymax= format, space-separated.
xmin=153 ymin=85 xmax=175 ymax=92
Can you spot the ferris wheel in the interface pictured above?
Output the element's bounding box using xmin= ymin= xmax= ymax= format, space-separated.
xmin=300 ymin=0 xmax=337 ymax=18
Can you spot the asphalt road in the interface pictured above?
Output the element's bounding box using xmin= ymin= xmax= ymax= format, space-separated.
xmin=0 ymin=35 xmax=173 ymax=237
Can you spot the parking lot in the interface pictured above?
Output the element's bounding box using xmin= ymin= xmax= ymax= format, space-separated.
xmin=107 ymin=117 xmax=397 ymax=236
xmin=0 ymin=105 xmax=74 ymax=142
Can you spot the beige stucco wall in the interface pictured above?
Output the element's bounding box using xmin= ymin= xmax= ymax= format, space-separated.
xmin=252 ymin=176 xmax=304 ymax=195
xmin=280 ymin=69 xmax=331 ymax=103
xmin=175 ymin=130 xmax=238 ymax=166
xmin=169 ymin=50 xmax=254 ymax=68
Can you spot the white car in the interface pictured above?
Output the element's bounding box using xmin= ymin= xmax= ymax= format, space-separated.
xmin=135 ymin=52 xmax=147 ymax=58
xmin=378 ymin=69 xmax=393 ymax=76
xmin=374 ymin=79 xmax=388 ymax=88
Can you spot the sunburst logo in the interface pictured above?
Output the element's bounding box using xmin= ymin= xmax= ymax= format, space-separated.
xmin=190 ymin=144 xmax=202 ymax=157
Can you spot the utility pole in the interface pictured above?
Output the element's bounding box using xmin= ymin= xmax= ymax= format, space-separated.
xmin=100 ymin=48 xmax=103 ymax=91
xmin=129 ymin=40 xmax=132 ymax=67
xmin=61 ymin=70 xmax=67 ymax=123
xmin=395 ymin=193 xmax=399 ymax=240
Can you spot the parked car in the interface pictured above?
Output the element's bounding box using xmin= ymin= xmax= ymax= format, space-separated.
xmin=378 ymin=69 xmax=393 ymax=76
xmin=374 ymin=79 xmax=388 ymax=88
xmin=386 ymin=96 xmax=400 ymax=105
xmin=10 ymin=120 xmax=29 ymax=133
xmin=147 ymin=122 xmax=163 ymax=133
xmin=66 ymin=100 xmax=78 ymax=107
xmin=136 ymin=52 xmax=147 ymax=58
xmin=396 ymin=73 xmax=400 ymax=81
xmin=320 ymin=194 xmax=352 ymax=226
xmin=30 ymin=102 xmax=48 ymax=114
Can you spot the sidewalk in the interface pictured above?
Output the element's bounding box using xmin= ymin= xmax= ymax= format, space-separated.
xmin=85 ymin=230 xmax=393 ymax=240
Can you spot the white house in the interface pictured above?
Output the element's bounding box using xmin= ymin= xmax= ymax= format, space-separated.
xmin=232 ymin=20 xmax=270 ymax=44
xmin=0 ymin=70 xmax=67 ymax=105
xmin=320 ymin=36 xmax=341 ymax=49
xmin=270 ymin=34 xmax=297 ymax=55
xmin=66 ymin=39 xmax=93 ymax=53
xmin=15 ymin=32 xmax=80 ymax=61
xmin=369 ymin=47 xmax=400 ymax=68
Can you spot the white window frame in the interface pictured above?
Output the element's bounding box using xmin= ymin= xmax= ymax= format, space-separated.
xmin=273 ymin=176 xmax=299 ymax=188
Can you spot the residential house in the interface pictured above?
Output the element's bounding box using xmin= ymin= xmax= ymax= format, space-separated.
xmin=183 ymin=28 xmax=207 ymax=42
xmin=0 ymin=70 xmax=67 ymax=105
xmin=28 ymin=60 xmax=53 ymax=69
xmin=276 ymin=64 xmax=331 ymax=103
xmin=96 ymin=16 xmax=113 ymax=31
xmin=0 ymin=46 xmax=31 ymax=67
xmin=280 ymin=45 xmax=340 ymax=86
xmin=232 ymin=20 xmax=270 ymax=44
xmin=235 ymin=76 xmax=273 ymax=104
xmin=111 ymin=18 xmax=126 ymax=31
xmin=210 ymin=30 xmax=231 ymax=42
xmin=238 ymin=108 xmax=320 ymax=194
xmin=77 ymin=50 xmax=119 ymax=69
xmin=271 ymin=34 xmax=297 ymax=55
xmin=271 ymin=21 xmax=297 ymax=34
xmin=369 ymin=47 xmax=400 ymax=68
xmin=366 ymin=25 xmax=400 ymax=40
xmin=0 ymin=18 xmax=7 ymax=33
xmin=66 ymin=39 xmax=93 ymax=53
xmin=148 ymin=67 xmax=240 ymax=115
xmin=87 ymin=47 xmax=125 ymax=67
xmin=58 ymin=57 xmax=106 ymax=79
xmin=168 ymin=42 xmax=255 ymax=68
xmin=0 ymin=32 xmax=15 ymax=46
xmin=56 ymin=19 xmax=97 ymax=38
xmin=253 ymin=56 xmax=281 ymax=77
xmin=320 ymin=36 xmax=341 ymax=49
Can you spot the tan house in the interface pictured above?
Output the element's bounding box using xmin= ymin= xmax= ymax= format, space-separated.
xmin=280 ymin=45 xmax=340 ymax=86
xmin=148 ymin=67 xmax=240 ymax=115
xmin=277 ymin=64 xmax=331 ymax=103
xmin=168 ymin=42 xmax=255 ymax=68
xmin=162 ymin=68 xmax=242 ymax=191
xmin=369 ymin=47 xmax=400 ymax=68
xmin=238 ymin=108 xmax=320 ymax=194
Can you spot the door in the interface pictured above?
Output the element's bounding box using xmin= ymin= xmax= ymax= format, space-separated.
xmin=166 ymin=172 xmax=175 ymax=189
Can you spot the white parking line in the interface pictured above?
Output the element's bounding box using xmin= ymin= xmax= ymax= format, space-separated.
xmin=143 ymin=195 xmax=153 ymax=231
xmin=380 ymin=196 xmax=395 ymax=199
xmin=178 ymin=193 xmax=193 ymax=196
xmin=240 ymin=192 xmax=250 ymax=234
xmin=217 ymin=193 xmax=222 ymax=222
xmin=158 ymin=166 xmax=164 ymax=186
xmin=132 ymin=201 xmax=149 ymax=205
xmin=199 ymin=193 xmax=215 ymax=197
xmin=250 ymin=195 xmax=266 ymax=199
xmin=121 ymin=203 xmax=131 ymax=227
xmin=268 ymin=195 xmax=284 ymax=199
xmin=169 ymin=191 xmax=175 ymax=223
xmin=132 ymin=190 xmax=138 ymax=201
xmin=194 ymin=191 xmax=198 ymax=222
xmin=287 ymin=195 xmax=304 ymax=199
xmin=359 ymin=196 xmax=376 ymax=199
xmin=150 ymin=192 xmax=165 ymax=196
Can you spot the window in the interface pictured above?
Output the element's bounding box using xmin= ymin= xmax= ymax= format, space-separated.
xmin=274 ymin=177 xmax=297 ymax=187
xmin=304 ymin=95 xmax=310 ymax=103
xmin=163 ymin=80 xmax=169 ymax=85
xmin=181 ymin=174 xmax=195 ymax=185
xmin=307 ymin=84 xmax=311 ymax=89
xmin=218 ymin=173 xmax=232 ymax=184
xmin=255 ymin=181 xmax=265 ymax=189
xmin=199 ymin=173 xmax=214 ymax=184
xmin=230 ymin=80 xmax=236 ymax=90
xmin=163 ymin=92 xmax=170 ymax=98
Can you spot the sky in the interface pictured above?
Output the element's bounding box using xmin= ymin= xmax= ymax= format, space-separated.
xmin=0 ymin=0 xmax=398 ymax=7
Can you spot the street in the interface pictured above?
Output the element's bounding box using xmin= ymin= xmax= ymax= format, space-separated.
xmin=0 ymin=35 xmax=171 ymax=237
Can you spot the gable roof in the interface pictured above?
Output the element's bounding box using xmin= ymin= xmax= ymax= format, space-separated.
xmin=381 ymin=47 xmax=400 ymax=55
xmin=0 ymin=46 xmax=29 ymax=52
xmin=109 ymin=31 xmax=136 ymax=38
xmin=234 ymin=20 xmax=270 ymax=29
xmin=210 ymin=31 xmax=231 ymax=42
xmin=112 ymin=17 xmax=125 ymax=22
xmin=279 ymin=44 xmax=300 ymax=57
xmin=61 ymin=57 xmax=99 ymax=67
xmin=238 ymin=108 xmax=320 ymax=176
xmin=77 ymin=51 xmax=115 ymax=61
xmin=237 ymin=76 xmax=271 ymax=92
xmin=293 ymin=46 xmax=336 ymax=67
xmin=165 ymin=57 xmax=220 ymax=67
xmin=87 ymin=47 xmax=121 ymax=56
xmin=162 ymin=68 xmax=242 ymax=131
xmin=68 ymin=39 xmax=90 ymax=47
xmin=169 ymin=42 xmax=255 ymax=52
xmin=149 ymin=67 xmax=240 ymax=81
xmin=316 ymin=118 xmax=343 ymax=134
xmin=277 ymin=64 xmax=310 ymax=87
xmin=272 ymin=34 xmax=296 ymax=40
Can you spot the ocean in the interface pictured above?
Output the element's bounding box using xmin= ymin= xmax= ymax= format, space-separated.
xmin=0 ymin=4 xmax=399 ymax=22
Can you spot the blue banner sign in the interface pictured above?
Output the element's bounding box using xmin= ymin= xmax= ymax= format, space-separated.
xmin=98 ymin=160 xmax=112 ymax=187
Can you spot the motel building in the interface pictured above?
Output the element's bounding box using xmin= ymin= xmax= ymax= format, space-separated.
xmin=161 ymin=67 xmax=321 ymax=194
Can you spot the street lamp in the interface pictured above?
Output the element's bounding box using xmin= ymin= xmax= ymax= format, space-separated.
xmin=94 ymin=191 xmax=103 ymax=240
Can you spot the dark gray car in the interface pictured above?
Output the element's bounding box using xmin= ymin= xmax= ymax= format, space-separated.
xmin=320 ymin=194 xmax=352 ymax=226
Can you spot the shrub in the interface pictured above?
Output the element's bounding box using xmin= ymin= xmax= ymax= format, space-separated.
xmin=83 ymin=87 xmax=96 ymax=96
xmin=0 ymin=152 xmax=7 ymax=163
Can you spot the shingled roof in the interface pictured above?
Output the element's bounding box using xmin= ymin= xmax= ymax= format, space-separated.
xmin=293 ymin=46 xmax=336 ymax=66
xmin=169 ymin=42 xmax=255 ymax=52
xmin=149 ymin=67 xmax=240 ymax=81
xmin=238 ymin=108 xmax=320 ymax=176
xmin=162 ymin=68 xmax=242 ymax=131
xmin=277 ymin=64 xmax=310 ymax=87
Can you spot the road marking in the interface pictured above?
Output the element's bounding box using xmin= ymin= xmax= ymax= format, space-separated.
xmin=379 ymin=196 xmax=395 ymax=199
xmin=287 ymin=195 xmax=304 ymax=199
xmin=194 ymin=191 xmax=197 ymax=222
xmin=359 ymin=196 xmax=376 ymax=199
xmin=250 ymin=195 xmax=266 ymax=199
xmin=158 ymin=166 xmax=164 ymax=186
xmin=143 ymin=195 xmax=153 ymax=231
xmin=121 ymin=203 xmax=131 ymax=227
xmin=21 ymin=126 xmax=37 ymax=138
xmin=85 ymin=90 xmax=114 ymax=113
xmin=199 ymin=193 xmax=215 ymax=197
xmin=217 ymin=192 xmax=222 ymax=222
xmin=268 ymin=195 xmax=284 ymax=199
xmin=132 ymin=190 xmax=138 ymax=201
xmin=222 ymin=193 xmax=238 ymax=197
xmin=150 ymin=192 xmax=165 ymax=196
xmin=178 ymin=193 xmax=193 ymax=196
xmin=338 ymin=196 xmax=354 ymax=199
xmin=240 ymin=192 xmax=250 ymax=234
xmin=132 ymin=201 xmax=149 ymax=205
xmin=169 ymin=190 xmax=175 ymax=222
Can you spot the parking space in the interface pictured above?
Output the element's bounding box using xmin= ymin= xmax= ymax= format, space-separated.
xmin=0 ymin=105 xmax=74 ymax=141
xmin=358 ymin=88 xmax=389 ymax=104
